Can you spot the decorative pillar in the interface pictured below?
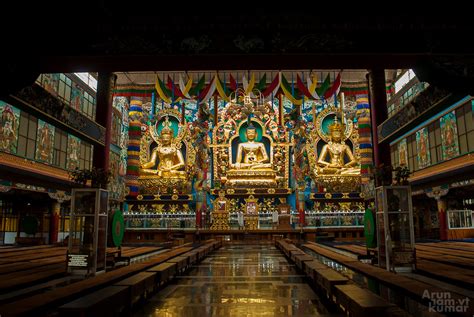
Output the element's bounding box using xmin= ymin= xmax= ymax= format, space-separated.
xmin=426 ymin=187 xmax=449 ymax=241
xmin=297 ymin=189 xmax=305 ymax=226
xmin=49 ymin=201 xmax=60 ymax=244
xmin=356 ymin=94 xmax=373 ymax=185
xmin=126 ymin=97 xmax=143 ymax=197
xmin=367 ymin=69 xmax=390 ymax=177
xmin=213 ymin=94 xmax=218 ymax=126
xmin=93 ymin=72 xmax=117 ymax=170
xmin=278 ymin=93 xmax=283 ymax=126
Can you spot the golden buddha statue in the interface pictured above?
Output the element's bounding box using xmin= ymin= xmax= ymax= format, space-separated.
xmin=231 ymin=123 xmax=272 ymax=170
xmin=140 ymin=120 xmax=186 ymax=179
xmin=226 ymin=122 xmax=276 ymax=187
xmin=317 ymin=118 xmax=359 ymax=175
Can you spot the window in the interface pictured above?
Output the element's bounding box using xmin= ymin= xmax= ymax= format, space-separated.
xmin=17 ymin=112 xmax=37 ymax=160
xmin=394 ymin=69 xmax=416 ymax=94
xmin=53 ymin=129 xmax=67 ymax=169
xmin=82 ymin=91 xmax=96 ymax=120
xmin=57 ymin=73 xmax=72 ymax=104
xmin=79 ymin=142 xmax=93 ymax=170
xmin=74 ymin=72 xmax=97 ymax=91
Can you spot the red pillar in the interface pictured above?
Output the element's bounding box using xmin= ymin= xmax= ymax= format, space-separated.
xmin=367 ymin=69 xmax=391 ymax=184
xmin=93 ymin=72 xmax=117 ymax=170
xmin=49 ymin=202 xmax=60 ymax=244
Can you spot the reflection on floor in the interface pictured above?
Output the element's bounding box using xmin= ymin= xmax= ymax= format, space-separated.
xmin=134 ymin=243 xmax=336 ymax=317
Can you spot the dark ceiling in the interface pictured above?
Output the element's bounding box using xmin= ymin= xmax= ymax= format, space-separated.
xmin=2 ymin=7 xmax=474 ymax=95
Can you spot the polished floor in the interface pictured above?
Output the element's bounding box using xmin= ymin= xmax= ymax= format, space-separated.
xmin=134 ymin=243 xmax=336 ymax=317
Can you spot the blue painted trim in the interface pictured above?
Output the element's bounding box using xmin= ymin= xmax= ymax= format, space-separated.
xmin=389 ymin=95 xmax=471 ymax=146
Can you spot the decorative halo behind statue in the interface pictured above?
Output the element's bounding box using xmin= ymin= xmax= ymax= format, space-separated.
xmin=315 ymin=107 xmax=353 ymax=143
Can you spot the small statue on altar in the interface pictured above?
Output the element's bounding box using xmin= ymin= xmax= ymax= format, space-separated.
xmin=231 ymin=123 xmax=272 ymax=170
xmin=317 ymin=118 xmax=359 ymax=175
xmin=140 ymin=117 xmax=186 ymax=179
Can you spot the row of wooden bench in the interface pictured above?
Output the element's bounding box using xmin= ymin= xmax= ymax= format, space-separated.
xmin=275 ymin=239 xmax=409 ymax=317
xmin=57 ymin=240 xmax=222 ymax=317
xmin=0 ymin=240 xmax=222 ymax=317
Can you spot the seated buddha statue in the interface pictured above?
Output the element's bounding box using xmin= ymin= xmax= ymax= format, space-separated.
xmin=140 ymin=122 xmax=186 ymax=179
xmin=317 ymin=118 xmax=359 ymax=176
xmin=231 ymin=123 xmax=272 ymax=170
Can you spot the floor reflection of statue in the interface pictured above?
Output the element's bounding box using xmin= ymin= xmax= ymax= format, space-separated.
xmin=318 ymin=118 xmax=359 ymax=175
xmin=140 ymin=120 xmax=186 ymax=179
xmin=231 ymin=123 xmax=272 ymax=170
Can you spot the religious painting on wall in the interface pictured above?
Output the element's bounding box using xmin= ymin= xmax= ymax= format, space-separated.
xmin=36 ymin=119 xmax=55 ymax=164
xmin=416 ymin=127 xmax=430 ymax=169
xmin=67 ymin=134 xmax=81 ymax=170
xmin=0 ymin=101 xmax=20 ymax=154
xmin=70 ymin=84 xmax=84 ymax=111
xmin=111 ymin=112 xmax=121 ymax=146
xmin=398 ymin=138 xmax=408 ymax=167
xmin=440 ymin=111 xmax=460 ymax=161
xmin=42 ymin=73 xmax=59 ymax=96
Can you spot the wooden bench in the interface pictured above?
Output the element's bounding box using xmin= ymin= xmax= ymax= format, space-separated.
xmin=114 ymin=272 xmax=156 ymax=306
xmin=147 ymin=262 xmax=177 ymax=286
xmin=290 ymin=250 xmax=306 ymax=263
xmin=58 ymin=285 xmax=129 ymax=317
xmin=334 ymin=284 xmax=393 ymax=317
xmin=304 ymin=260 xmax=328 ymax=280
xmin=167 ymin=256 xmax=188 ymax=273
xmin=293 ymin=254 xmax=315 ymax=271
xmin=182 ymin=251 xmax=197 ymax=265
xmin=314 ymin=268 xmax=348 ymax=294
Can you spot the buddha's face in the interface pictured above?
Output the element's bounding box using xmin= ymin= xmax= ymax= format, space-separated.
xmin=330 ymin=129 xmax=342 ymax=142
xmin=161 ymin=131 xmax=172 ymax=145
xmin=246 ymin=128 xmax=256 ymax=141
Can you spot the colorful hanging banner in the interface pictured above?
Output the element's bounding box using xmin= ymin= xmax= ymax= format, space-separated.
xmin=416 ymin=127 xmax=431 ymax=169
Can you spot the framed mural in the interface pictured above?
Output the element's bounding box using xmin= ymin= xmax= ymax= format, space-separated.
xmin=67 ymin=134 xmax=81 ymax=170
xmin=440 ymin=111 xmax=460 ymax=161
xmin=0 ymin=101 xmax=20 ymax=154
xmin=398 ymin=138 xmax=408 ymax=167
xmin=36 ymin=120 xmax=55 ymax=164
xmin=70 ymin=84 xmax=84 ymax=111
xmin=42 ymin=73 xmax=59 ymax=96
xmin=416 ymin=127 xmax=430 ymax=169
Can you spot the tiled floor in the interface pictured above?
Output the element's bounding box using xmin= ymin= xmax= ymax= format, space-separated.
xmin=135 ymin=243 xmax=336 ymax=317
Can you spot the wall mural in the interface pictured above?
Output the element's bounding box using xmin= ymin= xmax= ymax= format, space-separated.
xmin=67 ymin=134 xmax=81 ymax=170
xmin=398 ymin=138 xmax=408 ymax=167
xmin=70 ymin=84 xmax=84 ymax=111
xmin=42 ymin=73 xmax=60 ymax=96
xmin=440 ymin=111 xmax=460 ymax=161
xmin=36 ymin=119 xmax=55 ymax=164
xmin=416 ymin=127 xmax=431 ymax=169
xmin=0 ymin=101 xmax=20 ymax=154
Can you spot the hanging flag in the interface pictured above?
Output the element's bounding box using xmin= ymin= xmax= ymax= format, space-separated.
xmin=281 ymin=73 xmax=302 ymax=106
xmin=155 ymin=75 xmax=171 ymax=103
xmin=255 ymin=73 xmax=267 ymax=92
xmin=296 ymin=74 xmax=312 ymax=99
xmin=306 ymin=73 xmax=320 ymax=99
xmin=215 ymin=75 xmax=230 ymax=102
xmin=189 ymin=75 xmax=206 ymax=97
xmin=324 ymin=73 xmax=341 ymax=100
xmin=178 ymin=74 xmax=193 ymax=99
xmin=229 ymin=74 xmax=237 ymax=91
xmin=198 ymin=76 xmax=216 ymax=101
xmin=167 ymin=76 xmax=186 ymax=99
xmin=316 ymin=73 xmax=331 ymax=98
xmin=262 ymin=73 xmax=280 ymax=97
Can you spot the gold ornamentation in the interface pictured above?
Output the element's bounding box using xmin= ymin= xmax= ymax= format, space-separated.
xmin=138 ymin=112 xmax=196 ymax=194
xmin=325 ymin=193 xmax=332 ymax=199
xmin=171 ymin=194 xmax=178 ymax=200
xmin=226 ymin=189 xmax=235 ymax=195
xmin=137 ymin=194 xmax=143 ymax=200
xmin=267 ymin=188 xmax=276 ymax=194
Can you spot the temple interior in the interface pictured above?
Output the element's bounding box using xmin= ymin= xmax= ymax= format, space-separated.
xmin=0 ymin=12 xmax=474 ymax=317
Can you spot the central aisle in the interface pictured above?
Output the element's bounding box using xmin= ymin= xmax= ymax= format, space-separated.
xmin=135 ymin=242 xmax=336 ymax=317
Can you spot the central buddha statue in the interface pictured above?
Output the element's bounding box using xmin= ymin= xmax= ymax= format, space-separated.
xmin=140 ymin=122 xmax=186 ymax=179
xmin=226 ymin=122 xmax=276 ymax=187
xmin=317 ymin=118 xmax=359 ymax=175
xmin=231 ymin=123 xmax=272 ymax=170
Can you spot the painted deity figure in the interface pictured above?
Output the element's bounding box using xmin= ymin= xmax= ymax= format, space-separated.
xmin=38 ymin=123 xmax=52 ymax=161
xmin=0 ymin=105 xmax=17 ymax=152
xmin=317 ymin=118 xmax=359 ymax=175
xmin=140 ymin=118 xmax=186 ymax=179
xmin=231 ymin=123 xmax=272 ymax=170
